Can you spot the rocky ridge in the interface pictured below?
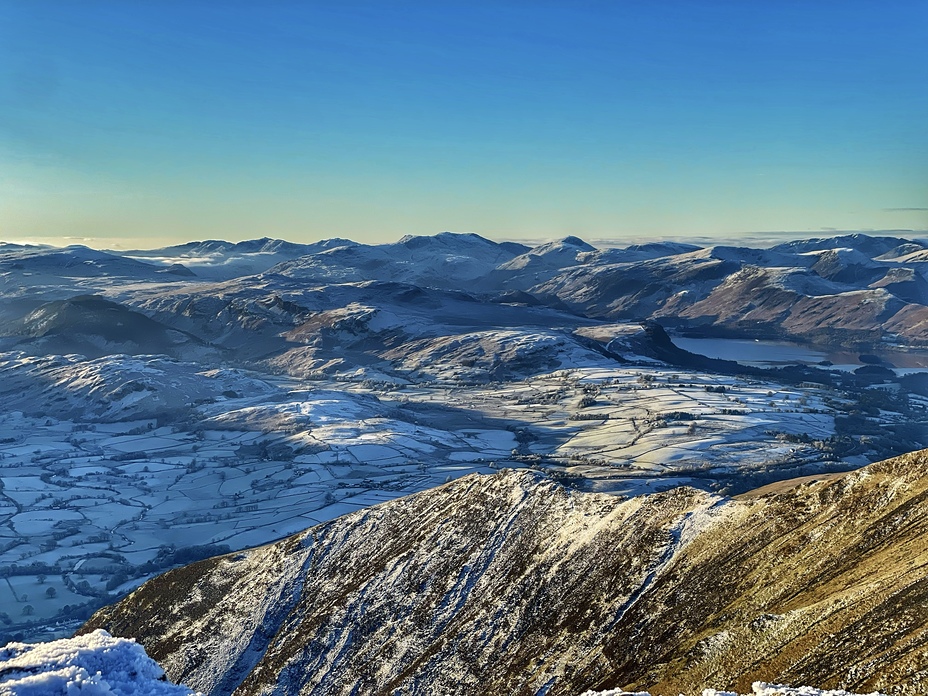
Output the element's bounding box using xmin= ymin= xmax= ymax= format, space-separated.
xmin=82 ymin=449 xmax=928 ymax=695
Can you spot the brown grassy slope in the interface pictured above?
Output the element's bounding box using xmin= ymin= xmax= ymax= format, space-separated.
xmin=81 ymin=452 xmax=928 ymax=695
xmin=587 ymin=449 xmax=928 ymax=695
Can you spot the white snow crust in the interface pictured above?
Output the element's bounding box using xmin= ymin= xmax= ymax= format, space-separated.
xmin=0 ymin=630 xmax=198 ymax=695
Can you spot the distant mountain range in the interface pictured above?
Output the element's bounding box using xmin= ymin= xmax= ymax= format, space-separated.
xmin=4 ymin=231 xmax=928 ymax=362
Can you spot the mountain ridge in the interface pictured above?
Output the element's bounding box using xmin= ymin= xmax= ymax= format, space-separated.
xmin=81 ymin=449 xmax=928 ymax=695
xmin=7 ymin=230 xmax=928 ymax=354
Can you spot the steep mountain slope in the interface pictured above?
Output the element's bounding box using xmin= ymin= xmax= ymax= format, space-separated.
xmin=532 ymin=249 xmax=741 ymax=319
xmin=584 ymin=686 xmax=884 ymax=696
xmin=83 ymin=450 xmax=928 ymax=696
xmin=81 ymin=471 xmax=714 ymax=696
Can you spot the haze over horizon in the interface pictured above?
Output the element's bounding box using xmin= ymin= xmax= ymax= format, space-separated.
xmin=2 ymin=1 xmax=926 ymax=248
xmin=5 ymin=228 xmax=928 ymax=255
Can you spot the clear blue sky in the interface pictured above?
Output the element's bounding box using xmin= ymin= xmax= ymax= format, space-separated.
xmin=1 ymin=1 xmax=926 ymax=247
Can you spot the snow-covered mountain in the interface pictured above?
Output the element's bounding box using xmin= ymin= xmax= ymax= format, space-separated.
xmin=488 ymin=235 xmax=598 ymax=289
xmin=769 ymin=233 xmax=919 ymax=257
xmin=83 ymin=448 xmax=928 ymax=695
xmin=0 ymin=244 xmax=178 ymax=321
xmin=266 ymin=231 xmax=523 ymax=290
xmin=527 ymin=238 xmax=928 ymax=347
xmin=0 ymin=244 xmax=164 ymax=281
xmin=5 ymin=231 xmax=928 ymax=355
xmin=124 ymin=237 xmax=359 ymax=281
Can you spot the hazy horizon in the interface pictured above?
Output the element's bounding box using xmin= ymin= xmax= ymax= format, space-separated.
xmin=2 ymin=1 xmax=926 ymax=247
xmin=5 ymin=227 xmax=928 ymax=254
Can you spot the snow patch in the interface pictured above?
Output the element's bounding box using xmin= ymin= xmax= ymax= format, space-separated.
xmin=0 ymin=629 xmax=199 ymax=695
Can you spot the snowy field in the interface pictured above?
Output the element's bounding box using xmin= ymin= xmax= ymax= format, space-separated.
xmin=382 ymin=366 xmax=844 ymax=496
xmin=0 ymin=347 xmax=883 ymax=641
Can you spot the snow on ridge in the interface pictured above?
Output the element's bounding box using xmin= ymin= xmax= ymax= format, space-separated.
xmin=0 ymin=629 xmax=199 ymax=695
xmin=582 ymin=683 xmax=887 ymax=696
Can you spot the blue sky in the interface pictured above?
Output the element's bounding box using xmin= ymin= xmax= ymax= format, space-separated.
xmin=1 ymin=1 xmax=926 ymax=247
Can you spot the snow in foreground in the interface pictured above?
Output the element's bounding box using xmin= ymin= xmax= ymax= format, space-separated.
xmin=0 ymin=630 xmax=198 ymax=695
xmin=0 ymin=630 xmax=888 ymax=696
xmin=583 ymin=684 xmax=886 ymax=696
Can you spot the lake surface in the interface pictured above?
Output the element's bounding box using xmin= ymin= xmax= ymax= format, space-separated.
xmin=672 ymin=336 xmax=928 ymax=373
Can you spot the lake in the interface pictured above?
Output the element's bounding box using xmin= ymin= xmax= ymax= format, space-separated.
xmin=672 ymin=335 xmax=928 ymax=374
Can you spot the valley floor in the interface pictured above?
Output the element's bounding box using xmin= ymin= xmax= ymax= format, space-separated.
xmin=0 ymin=356 xmax=877 ymax=641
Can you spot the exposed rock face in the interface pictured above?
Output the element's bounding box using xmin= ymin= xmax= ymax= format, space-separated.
xmin=82 ymin=451 xmax=928 ymax=695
